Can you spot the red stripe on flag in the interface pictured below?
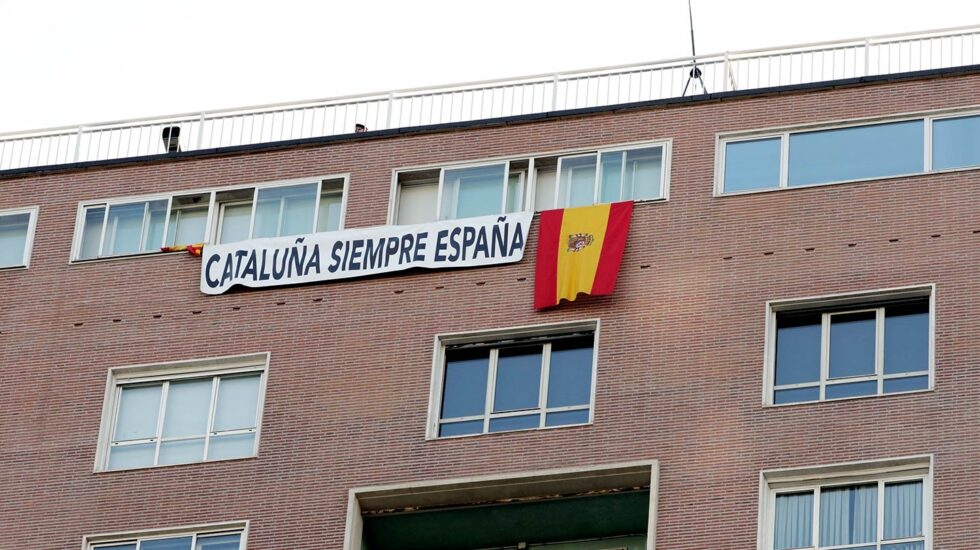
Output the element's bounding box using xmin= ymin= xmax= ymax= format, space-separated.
xmin=534 ymin=208 xmax=565 ymax=309
xmin=590 ymin=201 xmax=633 ymax=296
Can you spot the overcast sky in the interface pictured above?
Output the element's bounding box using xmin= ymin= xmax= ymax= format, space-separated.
xmin=1 ymin=0 xmax=978 ymax=133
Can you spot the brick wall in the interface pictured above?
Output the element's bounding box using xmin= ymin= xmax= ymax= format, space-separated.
xmin=1 ymin=72 xmax=978 ymax=549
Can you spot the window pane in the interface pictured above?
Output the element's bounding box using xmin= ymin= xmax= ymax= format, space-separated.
xmin=158 ymin=438 xmax=206 ymax=465
xmin=883 ymin=375 xmax=929 ymax=394
xmin=317 ymin=191 xmax=343 ymax=232
xmin=558 ymin=155 xmax=597 ymax=207
xmin=107 ymin=442 xmax=156 ymax=470
xmin=254 ymin=183 xmax=317 ymax=238
xmin=829 ymin=311 xmax=876 ymax=379
xmin=493 ymin=346 xmax=542 ymax=412
xmin=932 ymin=114 xmax=980 ymax=170
xmin=884 ymin=302 xmax=929 ymax=374
xmin=143 ymin=199 xmax=168 ymax=251
xmin=788 ymin=120 xmax=924 ymax=186
xmin=0 ymin=212 xmax=30 ymax=267
xmin=773 ymin=386 xmax=819 ymax=405
xmin=882 ymin=543 xmax=925 ymax=550
xmin=440 ymin=164 xmax=506 ymax=220
xmin=624 ymin=146 xmax=663 ymax=200
xmin=826 ymin=380 xmax=877 ymax=399
xmin=95 ymin=545 xmax=137 ymax=550
xmin=599 ymin=151 xmax=624 ymax=203
xmin=545 ymin=409 xmax=589 ymax=427
xmin=505 ymin=173 xmax=524 ymax=213
xmin=115 ymin=385 xmax=162 ymax=441
xmin=439 ymin=420 xmax=483 ymax=437
xmin=397 ymin=182 xmax=438 ymax=224
xmin=141 ymin=536 xmax=194 ymax=550
xmin=213 ymin=374 xmax=260 ymax=432
xmin=167 ymin=206 xmax=208 ymax=246
xmin=819 ymin=484 xmax=877 ymax=546
xmin=884 ymin=480 xmax=923 ymax=540
xmin=441 ymin=349 xmax=489 ymax=419
xmin=196 ymin=534 xmax=242 ymax=550
xmin=218 ymin=202 xmax=252 ymax=243
xmin=724 ymin=138 xmax=781 ymax=192
xmin=774 ymin=492 xmax=813 ymax=550
xmin=78 ymin=206 xmax=106 ymax=259
xmin=161 ymin=378 xmax=212 ymax=438
xmin=103 ymin=202 xmax=147 ymax=256
xmin=207 ymin=432 xmax=256 ymax=460
xmin=488 ymin=414 xmax=539 ymax=433
xmin=533 ymin=168 xmax=557 ymax=211
xmin=547 ymin=337 xmax=594 ymax=408
xmin=774 ymin=313 xmax=821 ymax=385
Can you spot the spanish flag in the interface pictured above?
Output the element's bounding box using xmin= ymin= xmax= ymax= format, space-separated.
xmin=534 ymin=201 xmax=633 ymax=309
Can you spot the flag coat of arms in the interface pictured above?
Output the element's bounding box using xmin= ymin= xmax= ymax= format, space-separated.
xmin=534 ymin=201 xmax=633 ymax=309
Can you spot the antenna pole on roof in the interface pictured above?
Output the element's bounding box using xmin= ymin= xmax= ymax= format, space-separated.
xmin=681 ymin=0 xmax=708 ymax=96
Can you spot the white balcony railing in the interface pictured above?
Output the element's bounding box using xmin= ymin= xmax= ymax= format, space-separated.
xmin=1 ymin=25 xmax=978 ymax=172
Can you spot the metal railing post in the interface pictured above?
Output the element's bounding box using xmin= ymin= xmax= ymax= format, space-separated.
xmin=863 ymin=38 xmax=871 ymax=76
xmin=550 ymin=74 xmax=559 ymax=110
xmin=385 ymin=93 xmax=395 ymax=129
xmin=72 ymin=127 xmax=84 ymax=162
xmin=196 ymin=113 xmax=206 ymax=149
xmin=722 ymin=52 xmax=730 ymax=92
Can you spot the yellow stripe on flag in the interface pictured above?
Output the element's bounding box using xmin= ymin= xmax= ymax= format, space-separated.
xmin=555 ymin=203 xmax=611 ymax=304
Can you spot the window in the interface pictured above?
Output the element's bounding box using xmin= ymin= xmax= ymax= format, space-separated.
xmin=719 ymin=110 xmax=980 ymax=194
xmin=346 ymin=461 xmax=657 ymax=550
xmin=73 ymin=176 xmax=346 ymax=260
xmin=0 ymin=207 xmax=38 ymax=269
xmin=761 ymin=456 xmax=931 ymax=550
xmin=431 ymin=321 xmax=597 ymax=438
xmin=554 ymin=145 xmax=666 ymax=208
xmin=97 ymin=353 xmax=268 ymax=471
xmin=393 ymin=161 xmax=528 ymax=224
xmin=85 ymin=524 xmax=246 ymax=550
xmin=766 ymin=287 xmax=933 ymax=405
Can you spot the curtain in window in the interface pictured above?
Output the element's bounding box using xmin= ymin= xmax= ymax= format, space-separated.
xmin=774 ymin=492 xmax=812 ymax=550
xmin=819 ymin=484 xmax=877 ymax=546
xmin=884 ymin=481 xmax=923 ymax=540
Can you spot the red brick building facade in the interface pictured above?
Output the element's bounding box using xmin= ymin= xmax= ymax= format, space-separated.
xmin=1 ymin=62 xmax=979 ymax=549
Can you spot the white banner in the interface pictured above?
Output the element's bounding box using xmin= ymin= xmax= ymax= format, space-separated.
xmin=200 ymin=212 xmax=533 ymax=295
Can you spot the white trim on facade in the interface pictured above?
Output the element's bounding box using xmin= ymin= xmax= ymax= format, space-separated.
xmin=0 ymin=205 xmax=39 ymax=270
xmin=82 ymin=520 xmax=249 ymax=550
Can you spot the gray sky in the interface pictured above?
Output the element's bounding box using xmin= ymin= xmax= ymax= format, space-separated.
xmin=1 ymin=0 xmax=978 ymax=133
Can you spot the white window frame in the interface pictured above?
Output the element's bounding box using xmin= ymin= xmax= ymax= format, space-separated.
xmin=387 ymin=139 xmax=672 ymax=224
xmin=435 ymin=160 xmax=517 ymax=221
xmin=554 ymin=142 xmax=671 ymax=209
xmin=344 ymin=460 xmax=660 ymax=550
xmin=763 ymin=285 xmax=935 ymax=407
xmin=83 ymin=521 xmax=249 ymax=550
xmin=426 ymin=319 xmax=600 ymax=440
xmin=70 ymin=174 xmax=349 ymax=262
xmin=0 ymin=205 xmax=39 ymax=269
xmin=715 ymin=105 xmax=980 ymax=196
xmin=757 ymin=455 xmax=933 ymax=550
xmin=94 ymin=352 xmax=270 ymax=472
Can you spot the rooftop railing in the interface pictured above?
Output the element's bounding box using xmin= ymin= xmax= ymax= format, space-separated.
xmin=1 ymin=25 xmax=978 ymax=172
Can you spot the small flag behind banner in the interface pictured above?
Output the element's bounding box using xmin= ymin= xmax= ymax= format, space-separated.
xmin=534 ymin=201 xmax=633 ymax=309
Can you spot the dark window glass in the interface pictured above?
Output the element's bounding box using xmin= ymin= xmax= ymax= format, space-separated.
xmin=493 ymin=346 xmax=542 ymax=412
xmin=884 ymin=302 xmax=929 ymax=374
xmin=933 ymin=115 xmax=980 ymax=170
xmin=788 ymin=121 xmax=924 ymax=186
xmin=141 ymin=537 xmax=194 ymax=550
xmin=775 ymin=313 xmax=821 ymax=385
xmin=546 ymin=337 xmax=594 ymax=408
xmin=724 ymin=138 xmax=782 ymax=192
xmin=439 ymin=420 xmax=484 ymax=437
xmin=441 ymin=349 xmax=489 ymax=419
xmin=774 ymin=386 xmax=820 ymax=405
xmin=545 ymin=409 xmax=590 ymax=427
xmin=883 ymin=376 xmax=929 ymax=394
xmin=829 ymin=311 xmax=876 ymax=379
xmin=196 ymin=534 xmax=242 ymax=550
xmin=488 ymin=414 xmax=539 ymax=433
xmin=826 ymin=380 xmax=877 ymax=400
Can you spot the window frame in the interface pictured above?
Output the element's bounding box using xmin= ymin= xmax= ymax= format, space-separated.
xmin=434 ymin=159 xmax=520 ymax=221
xmin=762 ymin=285 xmax=935 ymax=407
xmin=715 ymin=106 xmax=980 ymax=196
xmin=82 ymin=521 xmax=249 ymax=550
xmin=0 ymin=205 xmax=39 ymax=270
xmin=426 ymin=319 xmax=600 ymax=440
xmin=94 ymin=352 xmax=270 ymax=473
xmin=757 ymin=455 xmax=933 ymax=550
xmin=70 ymin=174 xmax=349 ymax=263
xmin=388 ymin=139 xmax=672 ymax=224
